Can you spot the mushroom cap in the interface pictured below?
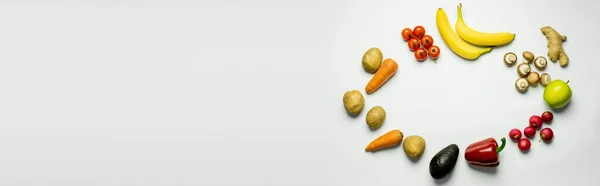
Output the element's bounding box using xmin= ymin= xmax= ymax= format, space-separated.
xmin=517 ymin=62 xmax=531 ymax=77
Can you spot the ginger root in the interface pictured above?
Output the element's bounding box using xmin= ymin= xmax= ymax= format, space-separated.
xmin=541 ymin=26 xmax=568 ymax=67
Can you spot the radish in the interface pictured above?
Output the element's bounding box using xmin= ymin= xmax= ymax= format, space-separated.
xmin=524 ymin=126 xmax=536 ymax=138
xmin=529 ymin=115 xmax=543 ymax=128
xmin=518 ymin=138 xmax=531 ymax=151
xmin=541 ymin=111 xmax=554 ymax=123
xmin=509 ymin=128 xmax=522 ymax=141
xmin=540 ymin=128 xmax=554 ymax=142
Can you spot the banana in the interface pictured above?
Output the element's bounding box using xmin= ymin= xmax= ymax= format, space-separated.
xmin=455 ymin=4 xmax=515 ymax=46
xmin=436 ymin=7 xmax=492 ymax=60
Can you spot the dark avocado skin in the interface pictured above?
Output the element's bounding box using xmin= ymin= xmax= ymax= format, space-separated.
xmin=429 ymin=144 xmax=459 ymax=179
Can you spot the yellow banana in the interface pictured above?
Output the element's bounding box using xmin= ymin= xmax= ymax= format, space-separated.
xmin=455 ymin=4 xmax=515 ymax=46
xmin=436 ymin=7 xmax=492 ymax=60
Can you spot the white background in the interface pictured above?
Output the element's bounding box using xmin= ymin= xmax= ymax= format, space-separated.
xmin=0 ymin=0 xmax=598 ymax=185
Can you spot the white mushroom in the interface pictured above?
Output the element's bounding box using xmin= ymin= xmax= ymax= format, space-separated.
xmin=517 ymin=62 xmax=531 ymax=77
xmin=522 ymin=51 xmax=535 ymax=63
xmin=527 ymin=72 xmax=540 ymax=85
xmin=515 ymin=77 xmax=529 ymax=93
xmin=540 ymin=73 xmax=551 ymax=87
xmin=504 ymin=52 xmax=517 ymax=66
xmin=534 ymin=56 xmax=547 ymax=70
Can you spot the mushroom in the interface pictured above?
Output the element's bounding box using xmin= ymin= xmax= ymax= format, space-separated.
xmin=515 ymin=77 xmax=529 ymax=93
xmin=517 ymin=62 xmax=531 ymax=77
xmin=534 ymin=56 xmax=547 ymax=70
xmin=527 ymin=72 xmax=540 ymax=85
xmin=540 ymin=73 xmax=551 ymax=87
xmin=522 ymin=51 xmax=535 ymax=63
xmin=504 ymin=52 xmax=517 ymax=66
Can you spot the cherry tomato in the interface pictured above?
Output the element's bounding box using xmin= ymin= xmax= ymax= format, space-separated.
xmin=414 ymin=48 xmax=428 ymax=62
xmin=412 ymin=26 xmax=426 ymax=39
xmin=401 ymin=28 xmax=413 ymax=41
xmin=428 ymin=45 xmax=440 ymax=59
xmin=407 ymin=38 xmax=420 ymax=51
xmin=420 ymin=35 xmax=434 ymax=49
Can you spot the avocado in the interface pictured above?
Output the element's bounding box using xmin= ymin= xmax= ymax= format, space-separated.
xmin=429 ymin=144 xmax=459 ymax=179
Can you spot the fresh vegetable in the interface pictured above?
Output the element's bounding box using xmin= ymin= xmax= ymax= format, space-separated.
xmin=541 ymin=26 xmax=569 ymax=67
xmin=527 ymin=72 xmax=540 ymax=85
xmin=541 ymin=111 xmax=554 ymax=123
xmin=529 ymin=115 xmax=543 ymax=128
xmin=361 ymin=47 xmax=383 ymax=73
xmin=515 ymin=77 xmax=529 ymax=93
xmin=429 ymin=144 xmax=459 ymax=179
xmin=540 ymin=73 xmax=551 ymax=87
xmin=408 ymin=38 xmax=420 ymax=51
xmin=518 ymin=138 xmax=531 ymax=151
xmin=403 ymin=135 xmax=426 ymax=158
xmin=366 ymin=106 xmax=386 ymax=130
xmin=414 ymin=48 xmax=428 ymax=62
xmin=534 ymin=56 xmax=547 ymax=70
xmin=522 ymin=51 xmax=534 ymax=63
xmin=412 ymin=25 xmax=426 ymax=39
xmin=420 ymin=35 xmax=434 ymax=49
xmin=401 ymin=28 xmax=413 ymax=41
xmin=540 ymin=128 xmax=554 ymax=142
xmin=455 ymin=3 xmax=515 ymax=46
xmin=436 ymin=7 xmax=492 ymax=60
xmin=365 ymin=58 xmax=398 ymax=94
xmin=517 ymin=62 xmax=531 ymax=77
xmin=504 ymin=52 xmax=517 ymax=66
xmin=524 ymin=126 xmax=536 ymax=138
xmin=543 ymin=79 xmax=572 ymax=109
xmin=428 ymin=45 xmax=441 ymax=60
xmin=509 ymin=128 xmax=522 ymax=141
xmin=343 ymin=90 xmax=365 ymax=116
xmin=464 ymin=137 xmax=506 ymax=167
xmin=365 ymin=129 xmax=404 ymax=152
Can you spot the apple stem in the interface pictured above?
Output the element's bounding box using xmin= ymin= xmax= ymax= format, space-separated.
xmin=566 ymin=80 xmax=570 ymax=84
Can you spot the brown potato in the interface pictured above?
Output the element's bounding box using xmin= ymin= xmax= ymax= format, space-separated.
xmin=362 ymin=47 xmax=383 ymax=73
xmin=343 ymin=90 xmax=365 ymax=115
xmin=403 ymin=135 xmax=426 ymax=158
xmin=366 ymin=106 xmax=386 ymax=129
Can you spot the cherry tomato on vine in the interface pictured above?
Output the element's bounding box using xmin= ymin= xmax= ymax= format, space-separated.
xmin=428 ymin=45 xmax=441 ymax=60
xmin=412 ymin=26 xmax=426 ymax=38
xmin=401 ymin=28 xmax=413 ymax=41
xmin=407 ymin=38 xmax=420 ymax=51
xmin=420 ymin=35 xmax=434 ymax=49
xmin=414 ymin=48 xmax=428 ymax=62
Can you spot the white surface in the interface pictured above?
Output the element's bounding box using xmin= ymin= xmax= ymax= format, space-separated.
xmin=0 ymin=0 xmax=598 ymax=185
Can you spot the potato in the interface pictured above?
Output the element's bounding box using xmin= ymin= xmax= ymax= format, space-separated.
xmin=366 ymin=106 xmax=386 ymax=129
xmin=403 ymin=135 xmax=426 ymax=158
xmin=343 ymin=90 xmax=365 ymax=115
xmin=362 ymin=47 xmax=383 ymax=73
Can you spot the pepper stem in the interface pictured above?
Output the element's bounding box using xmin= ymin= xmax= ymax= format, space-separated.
xmin=496 ymin=137 xmax=506 ymax=154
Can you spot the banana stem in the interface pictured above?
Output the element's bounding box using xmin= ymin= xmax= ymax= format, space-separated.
xmin=457 ymin=3 xmax=463 ymax=21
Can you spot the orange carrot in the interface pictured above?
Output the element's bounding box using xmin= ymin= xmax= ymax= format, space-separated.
xmin=365 ymin=58 xmax=398 ymax=94
xmin=365 ymin=129 xmax=403 ymax=152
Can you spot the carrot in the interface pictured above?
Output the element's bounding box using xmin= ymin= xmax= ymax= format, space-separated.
xmin=365 ymin=129 xmax=404 ymax=152
xmin=365 ymin=58 xmax=398 ymax=94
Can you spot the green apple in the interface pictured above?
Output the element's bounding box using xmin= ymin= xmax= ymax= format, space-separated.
xmin=543 ymin=79 xmax=572 ymax=109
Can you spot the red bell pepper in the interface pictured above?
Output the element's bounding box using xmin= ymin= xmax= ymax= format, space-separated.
xmin=464 ymin=137 xmax=506 ymax=167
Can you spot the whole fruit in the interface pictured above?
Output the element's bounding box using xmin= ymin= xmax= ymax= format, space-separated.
xmin=518 ymin=138 xmax=531 ymax=151
xmin=509 ymin=128 xmax=522 ymax=141
xmin=529 ymin=115 xmax=543 ymax=128
xmin=541 ymin=111 xmax=554 ymax=123
xmin=414 ymin=48 xmax=428 ymax=62
xmin=543 ymin=79 xmax=572 ymax=109
xmin=540 ymin=128 xmax=554 ymax=142
xmin=524 ymin=126 xmax=536 ymax=138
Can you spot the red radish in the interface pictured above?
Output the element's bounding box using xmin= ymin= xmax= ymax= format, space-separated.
xmin=529 ymin=115 xmax=543 ymax=128
xmin=518 ymin=138 xmax=531 ymax=151
xmin=541 ymin=111 xmax=554 ymax=123
xmin=524 ymin=126 xmax=536 ymax=138
xmin=509 ymin=128 xmax=522 ymax=141
xmin=540 ymin=128 xmax=554 ymax=142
